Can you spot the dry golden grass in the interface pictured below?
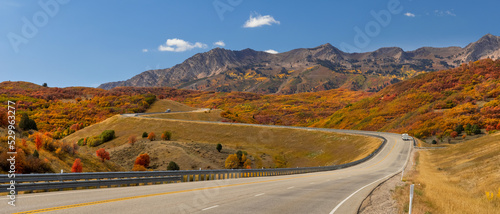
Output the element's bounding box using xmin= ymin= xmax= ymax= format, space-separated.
xmin=64 ymin=115 xmax=381 ymax=169
xmin=395 ymin=133 xmax=500 ymax=214
xmin=143 ymin=109 xmax=224 ymax=122
xmin=145 ymin=99 xmax=197 ymax=113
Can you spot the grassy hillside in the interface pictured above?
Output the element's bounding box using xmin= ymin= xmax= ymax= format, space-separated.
xmin=143 ymin=110 xmax=225 ymax=122
xmin=395 ymin=133 xmax=500 ymax=213
xmin=64 ymin=115 xmax=381 ymax=170
xmin=145 ymin=99 xmax=198 ymax=113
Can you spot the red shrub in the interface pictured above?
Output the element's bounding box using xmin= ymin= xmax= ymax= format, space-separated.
xmin=96 ymin=148 xmax=110 ymax=162
xmin=71 ymin=158 xmax=83 ymax=172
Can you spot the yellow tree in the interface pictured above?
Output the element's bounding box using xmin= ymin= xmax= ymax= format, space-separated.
xmin=243 ymin=159 xmax=252 ymax=169
xmin=225 ymin=154 xmax=239 ymax=169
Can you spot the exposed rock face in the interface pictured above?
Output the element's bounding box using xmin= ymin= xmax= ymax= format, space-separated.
xmin=99 ymin=34 xmax=500 ymax=94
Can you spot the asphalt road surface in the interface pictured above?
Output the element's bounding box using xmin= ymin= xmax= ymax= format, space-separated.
xmin=2 ymin=125 xmax=411 ymax=214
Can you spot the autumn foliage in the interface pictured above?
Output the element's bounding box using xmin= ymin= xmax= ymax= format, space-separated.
xmin=71 ymin=158 xmax=83 ymax=172
xmin=147 ymin=132 xmax=156 ymax=141
xmin=0 ymin=81 xmax=203 ymax=140
xmin=134 ymin=153 xmax=150 ymax=168
xmin=311 ymin=59 xmax=500 ymax=139
xmin=132 ymin=164 xmax=147 ymax=171
xmin=224 ymin=151 xmax=251 ymax=169
xmin=96 ymin=148 xmax=110 ymax=162
xmin=128 ymin=135 xmax=137 ymax=145
xmin=0 ymin=108 xmax=8 ymax=127
xmin=34 ymin=133 xmax=42 ymax=150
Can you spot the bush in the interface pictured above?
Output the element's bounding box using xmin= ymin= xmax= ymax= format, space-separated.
xmin=87 ymin=136 xmax=104 ymax=147
xmin=225 ymin=154 xmax=239 ymax=169
xmin=19 ymin=113 xmax=37 ymax=131
xmin=465 ymin=123 xmax=472 ymax=134
xmin=167 ymin=161 xmax=180 ymax=170
xmin=161 ymin=131 xmax=172 ymax=141
xmin=142 ymin=132 xmax=148 ymax=138
xmin=243 ymin=159 xmax=252 ymax=169
xmin=33 ymin=149 xmax=39 ymax=158
xmin=134 ymin=153 xmax=150 ymax=168
xmin=132 ymin=164 xmax=146 ymax=171
xmin=144 ymin=94 xmax=156 ymax=105
xmin=472 ymin=124 xmax=481 ymax=135
xmin=431 ymin=140 xmax=437 ymax=144
xmin=77 ymin=138 xmax=85 ymax=146
xmin=450 ymin=131 xmax=458 ymax=139
xmin=71 ymin=158 xmax=83 ymax=173
xmin=128 ymin=135 xmax=137 ymax=145
xmin=100 ymin=130 xmax=115 ymax=143
xmin=216 ymin=143 xmax=222 ymax=152
xmin=455 ymin=124 xmax=464 ymax=135
xmin=96 ymin=148 xmax=110 ymax=162
xmin=147 ymin=132 xmax=156 ymax=141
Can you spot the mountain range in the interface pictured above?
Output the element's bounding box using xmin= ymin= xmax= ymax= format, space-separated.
xmin=99 ymin=34 xmax=500 ymax=94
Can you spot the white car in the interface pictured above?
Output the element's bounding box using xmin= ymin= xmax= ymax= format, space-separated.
xmin=402 ymin=133 xmax=411 ymax=141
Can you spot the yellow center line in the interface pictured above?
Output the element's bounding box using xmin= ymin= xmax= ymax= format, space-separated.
xmin=15 ymin=138 xmax=399 ymax=214
xmin=364 ymin=138 xmax=397 ymax=169
xmin=13 ymin=173 xmax=323 ymax=214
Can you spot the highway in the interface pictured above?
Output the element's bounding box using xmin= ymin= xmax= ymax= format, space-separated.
xmin=2 ymin=127 xmax=411 ymax=214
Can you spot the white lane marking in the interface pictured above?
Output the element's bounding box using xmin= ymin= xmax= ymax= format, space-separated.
xmin=287 ymin=186 xmax=295 ymax=189
xmin=202 ymin=205 xmax=219 ymax=211
xmin=254 ymin=193 xmax=265 ymax=197
xmin=330 ymin=136 xmax=412 ymax=214
xmin=329 ymin=173 xmax=393 ymax=214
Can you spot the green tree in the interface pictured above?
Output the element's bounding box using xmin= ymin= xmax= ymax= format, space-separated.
xmin=33 ymin=149 xmax=39 ymax=158
xmin=19 ymin=113 xmax=37 ymax=131
xmin=167 ymin=161 xmax=180 ymax=170
xmin=465 ymin=123 xmax=472 ymax=135
xmin=472 ymin=124 xmax=481 ymax=135
xmin=142 ymin=132 xmax=148 ymax=138
xmin=144 ymin=94 xmax=156 ymax=105
xmin=99 ymin=130 xmax=115 ymax=143
xmin=216 ymin=143 xmax=222 ymax=152
xmin=161 ymin=131 xmax=172 ymax=140
xmin=42 ymin=83 xmax=48 ymax=87
xmin=455 ymin=124 xmax=464 ymax=135
xmin=431 ymin=140 xmax=437 ymax=145
xmin=236 ymin=150 xmax=243 ymax=161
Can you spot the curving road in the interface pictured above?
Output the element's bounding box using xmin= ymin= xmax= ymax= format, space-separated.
xmin=2 ymin=121 xmax=411 ymax=214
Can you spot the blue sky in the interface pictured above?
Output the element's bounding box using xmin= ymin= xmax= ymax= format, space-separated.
xmin=1 ymin=0 xmax=499 ymax=87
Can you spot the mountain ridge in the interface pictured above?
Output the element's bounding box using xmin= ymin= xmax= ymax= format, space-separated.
xmin=99 ymin=34 xmax=500 ymax=94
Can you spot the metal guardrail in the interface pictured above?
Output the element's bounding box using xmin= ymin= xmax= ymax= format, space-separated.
xmin=1 ymin=135 xmax=386 ymax=193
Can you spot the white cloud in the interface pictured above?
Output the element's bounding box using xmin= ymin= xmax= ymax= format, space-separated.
xmin=404 ymin=12 xmax=415 ymax=17
xmin=264 ymin=49 xmax=278 ymax=54
xmin=142 ymin=49 xmax=148 ymax=52
xmin=214 ymin=40 xmax=226 ymax=47
xmin=243 ymin=13 xmax=280 ymax=28
xmin=434 ymin=10 xmax=456 ymax=17
xmin=158 ymin=38 xmax=208 ymax=52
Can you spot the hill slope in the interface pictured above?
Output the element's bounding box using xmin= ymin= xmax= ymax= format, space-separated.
xmin=99 ymin=34 xmax=500 ymax=94
xmin=312 ymin=58 xmax=500 ymax=139
xmin=63 ymin=114 xmax=381 ymax=170
xmin=396 ymin=133 xmax=500 ymax=213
